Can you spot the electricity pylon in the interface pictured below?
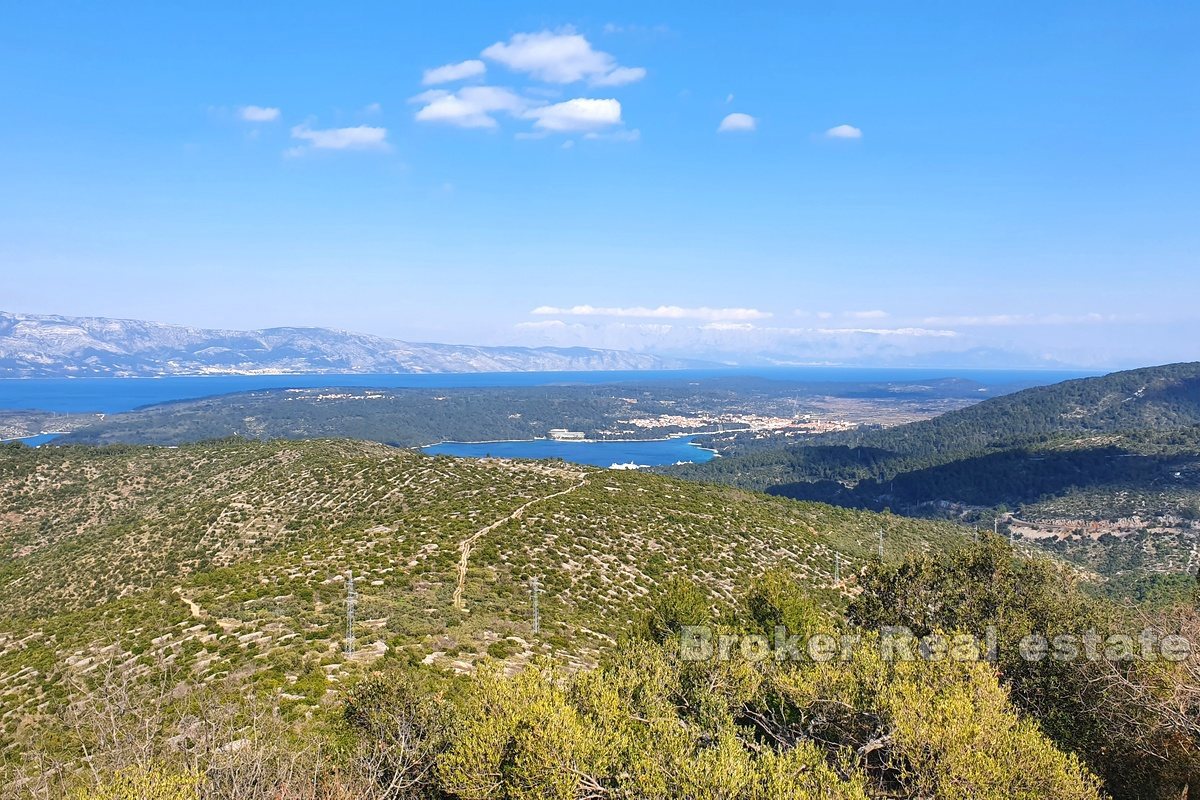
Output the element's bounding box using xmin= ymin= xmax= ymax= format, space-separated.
xmin=530 ymin=576 xmax=540 ymax=635
xmin=345 ymin=572 xmax=357 ymax=656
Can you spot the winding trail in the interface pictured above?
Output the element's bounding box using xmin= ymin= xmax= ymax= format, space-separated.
xmin=452 ymin=477 xmax=587 ymax=610
xmin=174 ymin=587 xmax=207 ymax=619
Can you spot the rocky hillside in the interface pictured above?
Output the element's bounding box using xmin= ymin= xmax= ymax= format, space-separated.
xmin=0 ymin=438 xmax=971 ymax=753
xmin=0 ymin=311 xmax=695 ymax=377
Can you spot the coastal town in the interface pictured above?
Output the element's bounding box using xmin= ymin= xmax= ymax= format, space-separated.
xmin=612 ymin=411 xmax=856 ymax=435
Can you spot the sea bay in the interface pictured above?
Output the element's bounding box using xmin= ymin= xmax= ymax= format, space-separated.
xmin=422 ymin=436 xmax=717 ymax=469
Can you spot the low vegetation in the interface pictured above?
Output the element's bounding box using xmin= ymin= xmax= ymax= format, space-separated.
xmin=0 ymin=439 xmax=964 ymax=755
xmin=8 ymin=540 xmax=1198 ymax=798
xmin=2 ymin=438 xmax=1196 ymax=797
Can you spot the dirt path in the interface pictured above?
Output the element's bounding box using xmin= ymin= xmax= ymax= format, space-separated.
xmin=174 ymin=587 xmax=207 ymax=619
xmin=452 ymin=477 xmax=587 ymax=610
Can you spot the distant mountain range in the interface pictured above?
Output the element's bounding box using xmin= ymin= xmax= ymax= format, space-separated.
xmin=0 ymin=312 xmax=699 ymax=377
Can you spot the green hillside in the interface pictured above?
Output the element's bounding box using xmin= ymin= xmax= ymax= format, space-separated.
xmin=0 ymin=438 xmax=971 ymax=756
xmin=684 ymin=361 xmax=1200 ymax=484
xmin=674 ymin=363 xmax=1200 ymax=575
xmin=4 ymin=438 xmax=1197 ymax=799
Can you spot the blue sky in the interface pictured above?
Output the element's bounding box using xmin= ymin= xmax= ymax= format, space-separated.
xmin=2 ymin=1 xmax=1197 ymax=368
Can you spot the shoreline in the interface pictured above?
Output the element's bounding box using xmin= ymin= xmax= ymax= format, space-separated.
xmin=0 ymin=433 xmax=65 ymax=445
xmin=422 ymin=431 xmax=722 ymax=467
xmin=421 ymin=430 xmax=729 ymax=448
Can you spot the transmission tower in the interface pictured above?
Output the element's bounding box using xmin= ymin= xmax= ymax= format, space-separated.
xmin=878 ymin=528 xmax=884 ymax=560
xmin=346 ymin=571 xmax=357 ymax=656
xmin=833 ymin=552 xmax=841 ymax=585
xmin=530 ymin=576 xmax=540 ymax=635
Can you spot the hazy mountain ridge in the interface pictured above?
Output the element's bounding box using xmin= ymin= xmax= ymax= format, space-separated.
xmin=0 ymin=312 xmax=696 ymax=377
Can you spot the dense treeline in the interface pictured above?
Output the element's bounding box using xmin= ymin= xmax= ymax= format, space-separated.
xmin=751 ymin=438 xmax=1200 ymax=513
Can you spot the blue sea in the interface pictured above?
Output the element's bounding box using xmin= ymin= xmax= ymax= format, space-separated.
xmin=4 ymin=434 xmax=62 ymax=447
xmin=423 ymin=437 xmax=717 ymax=469
xmin=0 ymin=367 xmax=1092 ymax=414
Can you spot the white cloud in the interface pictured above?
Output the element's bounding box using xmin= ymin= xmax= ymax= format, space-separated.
xmin=718 ymin=325 xmax=955 ymax=338
xmin=816 ymin=327 xmax=957 ymax=338
xmin=584 ymin=127 xmax=640 ymax=142
xmin=509 ymin=316 xmax=978 ymax=361
xmin=288 ymin=124 xmax=389 ymax=152
xmin=515 ymin=319 xmax=579 ymax=331
xmin=718 ymin=113 xmax=757 ymax=133
xmin=364 ymin=102 xmax=382 ymax=114
xmin=532 ymin=304 xmax=772 ymax=321
xmin=411 ymin=86 xmax=527 ymax=129
xmin=482 ymin=29 xmax=645 ymax=86
xmin=923 ymin=314 xmax=1029 ymax=327
xmin=922 ymin=313 xmax=1122 ymax=327
xmin=525 ymin=98 xmax=622 ymax=132
xmin=845 ymin=309 xmax=888 ymax=319
xmin=240 ymin=105 xmax=280 ymax=122
xmin=591 ymin=66 xmax=646 ymax=86
xmin=422 ymin=59 xmax=487 ymax=86
xmin=825 ymin=124 xmax=862 ymax=139
xmin=701 ymin=322 xmax=756 ymax=331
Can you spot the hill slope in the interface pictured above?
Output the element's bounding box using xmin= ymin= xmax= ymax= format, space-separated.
xmin=682 ymin=362 xmax=1200 ymax=485
xmin=674 ymin=363 xmax=1200 ymax=573
xmin=816 ymin=360 xmax=1200 ymax=460
xmin=0 ymin=311 xmax=695 ymax=377
xmin=0 ymin=438 xmax=972 ymax=753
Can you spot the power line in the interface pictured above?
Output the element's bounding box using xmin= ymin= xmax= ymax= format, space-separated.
xmin=530 ymin=576 xmax=540 ymax=635
xmin=345 ymin=571 xmax=357 ymax=656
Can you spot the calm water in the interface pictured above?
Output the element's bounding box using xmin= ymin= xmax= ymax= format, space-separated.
xmin=0 ymin=367 xmax=1091 ymax=414
xmin=423 ymin=437 xmax=717 ymax=469
xmin=3 ymin=434 xmax=61 ymax=447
